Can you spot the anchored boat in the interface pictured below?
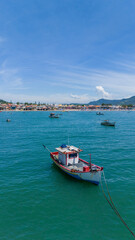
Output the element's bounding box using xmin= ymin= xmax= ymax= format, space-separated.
xmin=48 ymin=144 xmax=103 ymax=185
xmin=96 ymin=112 xmax=104 ymax=115
xmin=101 ymin=120 xmax=115 ymax=126
xmin=49 ymin=113 xmax=59 ymax=118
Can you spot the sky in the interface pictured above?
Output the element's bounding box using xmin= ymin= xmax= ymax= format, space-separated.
xmin=0 ymin=0 xmax=135 ymax=103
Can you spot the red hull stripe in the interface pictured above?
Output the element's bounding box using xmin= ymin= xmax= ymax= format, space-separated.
xmin=50 ymin=152 xmax=103 ymax=173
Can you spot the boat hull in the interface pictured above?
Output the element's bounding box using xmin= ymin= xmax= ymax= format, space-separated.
xmin=50 ymin=153 xmax=102 ymax=185
xmin=65 ymin=170 xmax=101 ymax=185
xmin=101 ymin=122 xmax=115 ymax=126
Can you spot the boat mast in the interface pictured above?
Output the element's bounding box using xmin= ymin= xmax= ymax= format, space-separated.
xmin=89 ymin=154 xmax=91 ymax=169
xmin=68 ymin=131 xmax=69 ymax=145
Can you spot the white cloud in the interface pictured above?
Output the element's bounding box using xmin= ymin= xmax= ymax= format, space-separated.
xmin=12 ymin=78 xmax=23 ymax=87
xmin=96 ymin=86 xmax=110 ymax=98
xmin=1 ymin=58 xmax=135 ymax=103
xmin=0 ymin=92 xmax=93 ymax=104
xmin=70 ymin=94 xmax=90 ymax=102
xmin=43 ymin=61 xmax=135 ymax=99
xmin=71 ymin=94 xmax=81 ymax=99
xmin=0 ymin=62 xmax=23 ymax=89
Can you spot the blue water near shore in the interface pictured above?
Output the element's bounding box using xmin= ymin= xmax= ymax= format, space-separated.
xmin=0 ymin=111 xmax=135 ymax=240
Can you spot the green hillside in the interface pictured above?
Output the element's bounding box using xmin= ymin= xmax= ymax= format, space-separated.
xmin=0 ymin=99 xmax=8 ymax=104
xmin=89 ymin=96 xmax=135 ymax=105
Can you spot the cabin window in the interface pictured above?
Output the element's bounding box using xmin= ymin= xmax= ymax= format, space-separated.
xmin=69 ymin=153 xmax=77 ymax=158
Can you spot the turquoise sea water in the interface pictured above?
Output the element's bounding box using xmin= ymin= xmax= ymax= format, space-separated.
xmin=0 ymin=111 xmax=135 ymax=240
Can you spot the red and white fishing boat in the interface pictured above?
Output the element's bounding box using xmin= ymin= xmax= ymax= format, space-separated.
xmin=50 ymin=144 xmax=103 ymax=185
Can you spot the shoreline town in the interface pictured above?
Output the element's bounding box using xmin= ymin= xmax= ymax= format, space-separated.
xmin=0 ymin=102 xmax=135 ymax=111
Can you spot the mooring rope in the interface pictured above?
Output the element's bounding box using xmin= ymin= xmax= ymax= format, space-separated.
xmin=101 ymin=171 xmax=135 ymax=238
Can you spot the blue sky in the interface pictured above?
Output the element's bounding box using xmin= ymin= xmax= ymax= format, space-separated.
xmin=0 ymin=0 xmax=135 ymax=103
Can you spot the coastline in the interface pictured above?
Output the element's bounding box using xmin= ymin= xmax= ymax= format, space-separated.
xmin=1 ymin=109 xmax=135 ymax=112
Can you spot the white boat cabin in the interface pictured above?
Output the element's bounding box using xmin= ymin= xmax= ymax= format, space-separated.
xmin=56 ymin=144 xmax=82 ymax=165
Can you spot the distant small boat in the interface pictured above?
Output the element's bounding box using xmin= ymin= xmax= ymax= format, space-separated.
xmin=101 ymin=120 xmax=115 ymax=127
xmin=49 ymin=113 xmax=59 ymax=118
xmin=45 ymin=144 xmax=103 ymax=185
xmin=6 ymin=119 xmax=11 ymax=122
xmin=96 ymin=112 xmax=104 ymax=115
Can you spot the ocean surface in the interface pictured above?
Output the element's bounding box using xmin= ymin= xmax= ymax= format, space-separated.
xmin=0 ymin=111 xmax=135 ymax=240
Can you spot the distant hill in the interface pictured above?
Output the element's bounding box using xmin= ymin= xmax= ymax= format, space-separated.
xmin=89 ymin=96 xmax=135 ymax=105
xmin=0 ymin=99 xmax=8 ymax=104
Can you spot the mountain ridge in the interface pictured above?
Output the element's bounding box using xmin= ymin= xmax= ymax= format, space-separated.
xmin=89 ymin=96 xmax=135 ymax=105
xmin=0 ymin=99 xmax=9 ymax=104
